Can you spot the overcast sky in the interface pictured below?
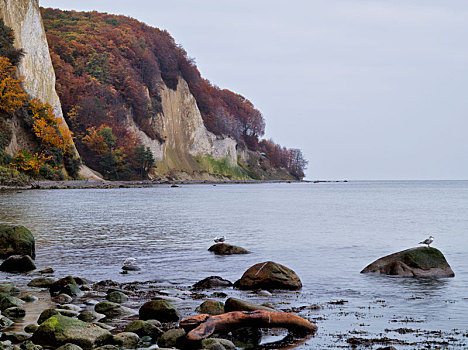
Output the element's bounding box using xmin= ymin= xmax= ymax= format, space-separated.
xmin=40 ymin=0 xmax=468 ymax=180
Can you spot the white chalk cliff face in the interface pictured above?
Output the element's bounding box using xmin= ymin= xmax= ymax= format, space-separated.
xmin=127 ymin=77 xmax=238 ymax=173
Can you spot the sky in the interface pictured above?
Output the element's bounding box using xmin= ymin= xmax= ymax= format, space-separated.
xmin=40 ymin=0 xmax=468 ymax=180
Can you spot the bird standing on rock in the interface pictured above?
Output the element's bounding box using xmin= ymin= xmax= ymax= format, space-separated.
xmin=419 ymin=235 xmax=434 ymax=248
xmin=214 ymin=236 xmax=226 ymax=243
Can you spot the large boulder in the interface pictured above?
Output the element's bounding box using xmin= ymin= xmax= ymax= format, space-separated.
xmin=139 ymin=300 xmax=180 ymax=322
xmin=234 ymin=261 xmax=302 ymax=290
xmin=49 ymin=276 xmax=81 ymax=297
xmin=0 ymin=224 xmax=35 ymax=259
xmin=208 ymin=243 xmax=250 ymax=255
xmin=32 ymin=315 xmax=112 ymax=349
xmin=361 ymin=247 xmax=455 ymax=277
xmin=0 ymin=255 xmax=36 ymax=272
xmin=0 ymin=294 xmax=24 ymax=311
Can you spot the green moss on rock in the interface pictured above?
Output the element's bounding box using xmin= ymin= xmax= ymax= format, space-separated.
xmin=0 ymin=224 xmax=35 ymax=259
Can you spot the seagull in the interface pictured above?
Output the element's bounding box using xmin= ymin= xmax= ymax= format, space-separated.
xmin=419 ymin=235 xmax=434 ymax=248
xmin=214 ymin=236 xmax=226 ymax=243
xmin=123 ymin=258 xmax=136 ymax=266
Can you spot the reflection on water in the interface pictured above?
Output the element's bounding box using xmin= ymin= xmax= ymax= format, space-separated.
xmin=0 ymin=181 xmax=467 ymax=348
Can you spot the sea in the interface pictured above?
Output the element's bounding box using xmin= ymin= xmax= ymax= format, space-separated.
xmin=0 ymin=181 xmax=467 ymax=348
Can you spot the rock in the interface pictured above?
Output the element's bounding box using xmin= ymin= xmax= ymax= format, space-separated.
xmin=3 ymin=306 xmax=26 ymax=318
xmin=201 ymin=338 xmax=236 ymax=350
xmin=121 ymin=265 xmax=141 ymax=271
xmin=21 ymin=294 xmax=38 ymax=303
xmin=139 ymin=300 xmax=180 ymax=322
xmin=60 ymin=304 xmax=82 ymax=312
xmin=208 ymin=243 xmax=250 ymax=255
xmin=0 ymin=294 xmax=24 ymax=311
xmin=0 ymin=255 xmax=36 ymax=272
xmin=193 ymin=276 xmax=233 ymax=289
xmin=37 ymin=309 xmax=60 ymax=325
xmin=49 ymin=276 xmax=80 ymax=297
xmin=93 ymin=346 xmax=118 ymax=350
xmin=0 ymin=224 xmax=35 ymax=259
xmin=55 ymin=309 xmax=80 ymax=318
xmin=361 ymin=247 xmax=455 ymax=277
xmin=234 ymin=261 xmax=302 ymax=290
xmin=24 ymin=324 xmax=38 ymax=333
xmin=376 ymin=347 xmax=397 ymax=350
xmin=106 ymin=291 xmax=128 ymax=304
xmin=0 ymin=284 xmax=21 ymax=296
xmin=94 ymin=301 xmax=135 ymax=318
xmin=196 ymin=299 xmax=225 ymax=315
xmin=124 ymin=320 xmax=162 ymax=340
xmin=113 ymin=332 xmax=139 ymax=348
xmin=157 ymin=328 xmax=186 ymax=348
xmin=0 ymin=315 xmax=13 ymax=330
xmin=52 ymin=294 xmax=73 ymax=304
xmin=38 ymin=268 xmax=54 ymax=274
xmin=78 ymin=310 xmax=104 ymax=323
xmin=28 ymin=277 xmax=56 ymax=288
xmin=1 ymin=331 xmax=32 ymax=342
xmin=224 ymin=297 xmax=275 ymax=312
xmin=32 ymin=315 xmax=112 ymax=349
xmin=56 ymin=344 xmax=83 ymax=350
xmin=20 ymin=340 xmax=43 ymax=350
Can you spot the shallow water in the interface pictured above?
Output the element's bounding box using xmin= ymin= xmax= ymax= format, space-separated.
xmin=0 ymin=181 xmax=467 ymax=348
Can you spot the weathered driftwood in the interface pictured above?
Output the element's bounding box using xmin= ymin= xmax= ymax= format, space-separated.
xmin=180 ymin=310 xmax=317 ymax=341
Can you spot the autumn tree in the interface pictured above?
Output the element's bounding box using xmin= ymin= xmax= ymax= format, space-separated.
xmin=0 ymin=57 xmax=27 ymax=114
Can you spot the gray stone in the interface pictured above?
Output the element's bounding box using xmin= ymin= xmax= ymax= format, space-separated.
xmin=49 ymin=276 xmax=79 ymax=297
xmin=124 ymin=320 xmax=162 ymax=339
xmin=1 ymin=332 xmax=32 ymax=342
xmin=94 ymin=301 xmax=135 ymax=318
xmin=20 ymin=295 xmax=38 ymax=303
xmin=0 ymin=315 xmax=13 ymax=330
xmin=202 ymin=338 xmax=236 ymax=350
xmin=0 ymin=284 xmax=21 ymax=296
xmin=139 ymin=299 xmax=180 ymax=322
xmin=193 ymin=276 xmax=233 ymax=289
xmin=78 ymin=310 xmax=104 ymax=323
xmin=234 ymin=261 xmax=302 ymax=290
xmin=0 ymin=255 xmax=36 ymax=272
xmin=20 ymin=340 xmax=43 ymax=350
xmin=27 ymin=277 xmax=56 ymax=288
xmin=0 ymin=225 xmax=35 ymax=259
xmin=3 ymin=306 xmax=26 ymax=318
xmin=55 ymin=344 xmax=83 ymax=350
xmin=113 ymin=332 xmax=139 ymax=348
xmin=158 ymin=329 xmax=186 ymax=348
xmin=196 ymin=299 xmax=225 ymax=315
xmin=37 ymin=309 xmax=60 ymax=325
xmin=106 ymin=291 xmax=128 ymax=304
xmin=0 ymin=294 xmax=24 ymax=311
xmin=52 ymin=294 xmax=73 ymax=304
xmin=24 ymin=324 xmax=38 ymax=333
xmin=208 ymin=243 xmax=250 ymax=255
xmin=224 ymin=297 xmax=275 ymax=312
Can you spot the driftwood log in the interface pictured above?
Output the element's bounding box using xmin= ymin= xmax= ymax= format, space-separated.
xmin=180 ymin=310 xmax=318 ymax=341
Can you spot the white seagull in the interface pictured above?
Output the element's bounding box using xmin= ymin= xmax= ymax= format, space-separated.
xmin=214 ymin=236 xmax=226 ymax=243
xmin=419 ymin=235 xmax=434 ymax=248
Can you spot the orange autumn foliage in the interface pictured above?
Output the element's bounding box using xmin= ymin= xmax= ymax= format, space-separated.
xmin=0 ymin=57 xmax=27 ymax=114
xmin=12 ymin=151 xmax=52 ymax=176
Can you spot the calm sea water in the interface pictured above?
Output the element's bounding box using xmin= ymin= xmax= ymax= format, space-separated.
xmin=0 ymin=181 xmax=467 ymax=348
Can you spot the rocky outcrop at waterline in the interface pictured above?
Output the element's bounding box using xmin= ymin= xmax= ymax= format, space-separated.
xmin=234 ymin=261 xmax=303 ymax=290
xmin=208 ymin=243 xmax=250 ymax=255
xmin=360 ymin=247 xmax=455 ymax=277
xmin=0 ymin=224 xmax=35 ymax=259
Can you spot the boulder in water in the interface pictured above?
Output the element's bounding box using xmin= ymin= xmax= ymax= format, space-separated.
xmin=0 ymin=255 xmax=36 ymax=272
xmin=234 ymin=261 xmax=302 ymax=290
xmin=361 ymin=247 xmax=455 ymax=277
xmin=32 ymin=315 xmax=112 ymax=349
xmin=139 ymin=300 xmax=180 ymax=322
xmin=0 ymin=224 xmax=35 ymax=259
xmin=193 ymin=276 xmax=233 ymax=289
xmin=224 ymin=297 xmax=275 ymax=312
xmin=49 ymin=276 xmax=80 ymax=297
xmin=208 ymin=243 xmax=250 ymax=255
xmin=196 ymin=299 xmax=225 ymax=315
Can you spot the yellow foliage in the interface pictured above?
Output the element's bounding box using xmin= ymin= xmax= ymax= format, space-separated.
xmin=29 ymin=99 xmax=73 ymax=151
xmin=0 ymin=57 xmax=28 ymax=114
xmin=11 ymin=151 xmax=52 ymax=176
xmin=82 ymin=126 xmax=108 ymax=154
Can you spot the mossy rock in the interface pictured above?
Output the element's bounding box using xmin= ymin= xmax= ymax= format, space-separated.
xmin=361 ymin=247 xmax=455 ymax=277
xmin=0 ymin=294 xmax=24 ymax=311
xmin=234 ymin=261 xmax=302 ymax=290
xmin=32 ymin=315 xmax=112 ymax=349
xmin=49 ymin=276 xmax=79 ymax=297
xmin=139 ymin=300 xmax=180 ymax=322
xmin=0 ymin=224 xmax=35 ymax=259
xmin=0 ymin=284 xmax=21 ymax=296
xmin=124 ymin=320 xmax=162 ymax=339
xmin=196 ymin=299 xmax=225 ymax=315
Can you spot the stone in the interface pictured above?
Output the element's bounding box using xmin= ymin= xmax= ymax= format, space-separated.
xmin=56 ymin=344 xmax=83 ymax=350
xmin=124 ymin=320 xmax=162 ymax=339
xmin=139 ymin=299 xmax=180 ymax=322
xmin=24 ymin=324 xmax=38 ymax=333
xmin=224 ymin=297 xmax=275 ymax=312
xmin=21 ymin=294 xmax=38 ymax=303
xmin=1 ymin=332 xmax=32 ymax=342
xmin=20 ymin=340 xmax=43 ymax=350
xmin=52 ymin=294 xmax=73 ymax=304
xmin=113 ymin=332 xmax=139 ymax=349
xmin=93 ymin=346 xmax=118 ymax=350
xmin=55 ymin=309 xmax=80 ymax=318
xmin=208 ymin=243 xmax=250 ymax=255
xmin=106 ymin=291 xmax=128 ymax=304
xmin=94 ymin=301 xmax=135 ymax=318
xmin=361 ymin=247 xmax=455 ymax=277
xmin=157 ymin=328 xmax=186 ymax=348
xmin=0 ymin=315 xmax=13 ymax=330
xmin=3 ymin=306 xmax=26 ymax=318
xmin=0 ymin=255 xmax=36 ymax=272
xmin=201 ymin=338 xmax=236 ymax=350
xmin=49 ymin=276 xmax=79 ymax=297
xmin=37 ymin=309 xmax=60 ymax=325
xmin=32 ymin=315 xmax=112 ymax=349
xmin=78 ymin=310 xmax=104 ymax=323
xmin=234 ymin=261 xmax=302 ymax=290
xmin=38 ymin=268 xmax=54 ymax=274
xmin=0 ymin=294 xmax=24 ymax=311
xmin=193 ymin=276 xmax=233 ymax=289
xmin=196 ymin=299 xmax=225 ymax=315
xmin=28 ymin=277 xmax=56 ymax=288
xmin=0 ymin=284 xmax=21 ymax=296
xmin=0 ymin=224 xmax=35 ymax=259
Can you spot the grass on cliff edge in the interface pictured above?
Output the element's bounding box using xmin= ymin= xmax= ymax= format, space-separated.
xmin=195 ymin=155 xmax=252 ymax=180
